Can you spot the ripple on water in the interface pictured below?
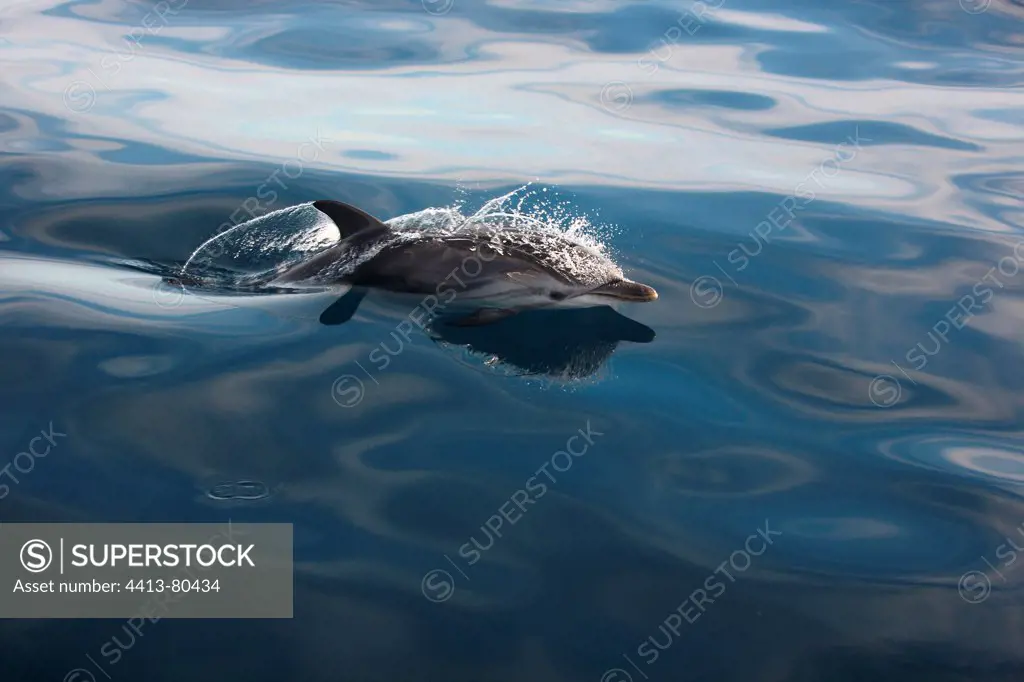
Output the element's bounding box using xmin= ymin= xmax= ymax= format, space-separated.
xmin=97 ymin=354 xmax=177 ymax=378
xmin=881 ymin=434 xmax=1024 ymax=487
xmin=650 ymin=446 xmax=817 ymax=499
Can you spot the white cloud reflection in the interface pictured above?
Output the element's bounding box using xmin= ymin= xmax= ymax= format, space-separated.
xmin=1 ymin=0 xmax=1022 ymax=228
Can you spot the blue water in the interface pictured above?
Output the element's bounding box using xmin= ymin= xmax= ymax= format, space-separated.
xmin=2 ymin=0 xmax=1024 ymax=679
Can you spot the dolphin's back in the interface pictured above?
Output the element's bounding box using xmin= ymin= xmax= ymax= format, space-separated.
xmin=347 ymin=237 xmax=521 ymax=294
xmin=269 ymin=201 xmax=621 ymax=296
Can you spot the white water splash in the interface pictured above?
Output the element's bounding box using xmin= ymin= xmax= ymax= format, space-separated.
xmin=381 ymin=185 xmax=623 ymax=286
xmin=182 ymin=202 xmax=341 ymax=287
xmin=182 ymin=185 xmax=622 ymax=288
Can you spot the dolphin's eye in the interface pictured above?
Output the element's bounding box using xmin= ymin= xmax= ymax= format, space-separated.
xmin=549 ymin=291 xmax=567 ymax=301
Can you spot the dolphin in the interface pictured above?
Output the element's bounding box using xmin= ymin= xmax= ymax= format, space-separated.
xmin=269 ymin=199 xmax=658 ymax=326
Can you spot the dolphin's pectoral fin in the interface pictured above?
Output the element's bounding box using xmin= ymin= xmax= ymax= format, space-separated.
xmin=319 ymin=288 xmax=367 ymax=326
xmin=449 ymin=308 xmax=520 ymax=327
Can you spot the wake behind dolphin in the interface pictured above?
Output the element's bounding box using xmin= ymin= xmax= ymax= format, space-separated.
xmin=157 ymin=188 xmax=658 ymax=327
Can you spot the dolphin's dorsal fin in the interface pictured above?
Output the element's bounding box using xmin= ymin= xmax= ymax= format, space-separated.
xmin=313 ymin=200 xmax=389 ymax=239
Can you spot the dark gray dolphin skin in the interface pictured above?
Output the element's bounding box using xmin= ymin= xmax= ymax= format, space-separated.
xmin=273 ymin=199 xmax=658 ymax=326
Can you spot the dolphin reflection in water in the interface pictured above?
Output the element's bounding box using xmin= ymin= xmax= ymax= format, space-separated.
xmin=321 ymin=292 xmax=655 ymax=381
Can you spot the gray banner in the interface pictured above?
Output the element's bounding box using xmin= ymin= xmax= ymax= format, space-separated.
xmin=0 ymin=523 xmax=292 ymax=618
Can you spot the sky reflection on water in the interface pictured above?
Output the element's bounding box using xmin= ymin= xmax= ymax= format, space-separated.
xmin=2 ymin=0 xmax=1024 ymax=681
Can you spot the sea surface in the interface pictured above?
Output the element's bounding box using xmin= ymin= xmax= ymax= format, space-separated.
xmin=2 ymin=0 xmax=1024 ymax=680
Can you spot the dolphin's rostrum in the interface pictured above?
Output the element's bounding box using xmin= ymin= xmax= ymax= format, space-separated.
xmin=270 ymin=199 xmax=658 ymax=326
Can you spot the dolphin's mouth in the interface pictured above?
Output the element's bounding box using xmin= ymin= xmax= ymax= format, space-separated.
xmin=588 ymin=279 xmax=659 ymax=302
